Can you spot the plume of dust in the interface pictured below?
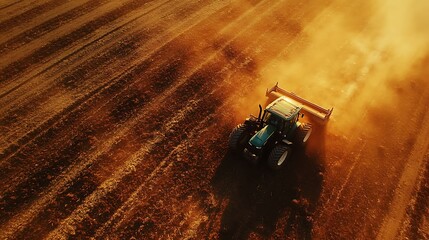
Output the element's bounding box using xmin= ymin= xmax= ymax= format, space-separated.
xmin=233 ymin=0 xmax=429 ymax=135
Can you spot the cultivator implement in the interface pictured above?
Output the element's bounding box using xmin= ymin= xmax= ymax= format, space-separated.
xmin=266 ymin=83 xmax=333 ymax=122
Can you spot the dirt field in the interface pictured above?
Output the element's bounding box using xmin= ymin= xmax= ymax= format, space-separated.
xmin=1 ymin=0 xmax=428 ymax=239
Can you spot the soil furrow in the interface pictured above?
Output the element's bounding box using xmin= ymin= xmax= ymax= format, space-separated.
xmin=0 ymin=1 xmax=234 ymax=236
xmin=0 ymin=0 xmax=427 ymax=239
xmin=0 ymin=0 xmax=47 ymax=22
xmin=14 ymin=98 xmax=208 ymax=239
xmin=92 ymin=5 xmax=302 ymax=234
xmin=44 ymin=0 xmax=304 ymax=236
xmin=0 ymin=56 xmax=185 ymax=238
xmin=0 ymin=1 xmax=22 ymax=11
xmin=104 ymin=25 xmax=288 ymax=239
xmin=45 ymin=61 xmax=229 ymax=239
xmin=0 ymin=0 xmax=304 ymax=231
xmin=0 ymin=0 xmax=195 ymax=154
xmin=114 ymin=121 xmax=230 ymax=239
xmin=94 ymin=79 xmax=237 ymax=239
xmin=0 ymin=0 xmax=170 ymax=99
xmin=0 ymin=49 xmax=185 ymax=221
xmin=0 ymin=0 xmax=148 ymax=70
xmin=0 ymin=0 xmax=221 ymax=197
xmin=0 ymin=0 xmax=68 ymax=34
xmin=21 ymin=2 xmax=266 ymax=232
xmin=0 ymin=0 xmax=108 ymax=56
xmin=314 ymin=59 xmax=429 ymax=239
xmin=403 ymin=156 xmax=429 ymax=239
xmin=0 ymin=0 xmax=154 ymax=83
xmin=0 ymin=0 xmax=264 ymax=193
xmin=376 ymin=84 xmax=429 ymax=240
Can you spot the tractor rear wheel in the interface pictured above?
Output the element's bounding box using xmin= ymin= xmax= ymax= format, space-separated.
xmin=268 ymin=144 xmax=292 ymax=170
xmin=294 ymin=123 xmax=312 ymax=146
xmin=228 ymin=124 xmax=250 ymax=152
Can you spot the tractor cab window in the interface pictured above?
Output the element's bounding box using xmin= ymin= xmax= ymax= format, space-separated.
xmin=263 ymin=112 xmax=271 ymax=123
xmin=262 ymin=112 xmax=270 ymax=123
xmin=264 ymin=113 xmax=283 ymax=129
xmin=283 ymin=115 xmax=297 ymax=130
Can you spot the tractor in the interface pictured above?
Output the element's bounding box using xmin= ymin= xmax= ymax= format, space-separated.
xmin=228 ymin=83 xmax=333 ymax=170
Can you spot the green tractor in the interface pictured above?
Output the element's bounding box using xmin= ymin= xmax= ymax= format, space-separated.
xmin=229 ymin=84 xmax=333 ymax=170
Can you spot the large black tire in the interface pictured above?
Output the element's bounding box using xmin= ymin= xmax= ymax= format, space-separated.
xmin=294 ymin=123 xmax=312 ymax=146
xmin=268 ymin=144 xmax=292 ymax=170
xmin=228 ymin=124 xmax=250 ymax=152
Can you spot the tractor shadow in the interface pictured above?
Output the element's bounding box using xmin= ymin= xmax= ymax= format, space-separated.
xmin=212 ymin=125 xmax=326 ymax=239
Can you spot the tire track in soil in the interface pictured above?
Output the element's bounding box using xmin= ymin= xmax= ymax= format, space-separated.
xmin=376 ymin=83 xmax=429 ymax=240
xmin=111 ymin=51 xmax=284 ymax=239
xmin=0 ymin=0 xmax=194 ymax=155
xmin=0 ymin=0 xmax=232 ymax=236
xmin=0 ymin=1 xmax=141 ymax=71
xmin=3 ymin=0 xmax=314 ymax=236
xmin=2 ymin=0 xmax=320 ymax=238
xmin=0 ymin=0 xmax=155 ymax=84
xmin=0 ymin=0 xmax=48 ymax=22
xmin=92 ymin=61 xmax=251 ymax=239
xmin=0 ymin=0 xmax=170 ymax=103
xmin=45 ymin=54 xmax=241 ymax=239
xmin=0 ymin=0 xmax=138 ymax=93
xmin=1 ymin=0 xmax=99 ymax=48
xmin=1 ymin=39 xmax=140 ymax=183
xmin=29 ymin=0 xmax=284 ymax=236
xmin=310 ymin=49 xmax=429 ymax=240
xmin=0 ymin=0 xmax=68 ymax=34
xmin=92 ymin=4 xmax=303 ymax=235
xmin=61 ymin=99 xmax=216 ymax=239
xmin=100 ymin=68 xmax=248 ymax=240
xmin=314 ymin=65 xmax=429 ymax=239
xmin=313 ymin=97 xmax=384 ymax=237
xmin=0 ymin=0 xmax=264 ymax=193
xmin=290 ymin=3 xmax=384 ymax=235
xmin=108 ymin=5 xmax=319 ymax=237
xmin=110 ymin=105 xmax=230 ymax=240
xmin=402 ymin=155 xmax=429 ymax=240
xmin=132 ymin=118 xmax=242 ymax=240
xmin=15 ymin=98 xmax=206 ymax=239
xmin=42 ymin=59 xmax=228 ymax=239
xmin=0 ymin=0 xmax=222 ymax=212
xmin=0 ymin=1 xmax=22 ymax=12
xmin=0 ymin=0 xmax=222 ymax=199
xmin=0 ymin=0 xmax=108 ymax=56
xmin=93 ymin=1 xmax=318 ymax=238
xmin=0 ymin=48 xmax=189 ymax=238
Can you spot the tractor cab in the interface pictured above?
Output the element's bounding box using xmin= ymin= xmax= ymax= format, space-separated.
xmin=262 ymin=97 xmax=302 ymax=133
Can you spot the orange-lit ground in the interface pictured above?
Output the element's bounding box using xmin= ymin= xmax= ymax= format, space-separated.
xmin=1 ymin=0 xmax=428 ymax=239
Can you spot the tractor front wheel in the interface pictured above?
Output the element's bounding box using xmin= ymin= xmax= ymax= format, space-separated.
xmin=268 ymin=144 xmax=292 ymax=170
xmin=228 ymin=124 xmax=251 ymax=152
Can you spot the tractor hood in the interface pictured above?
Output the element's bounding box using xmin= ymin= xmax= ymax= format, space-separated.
xmin=249 ymin=124 xmax=276 ymax=148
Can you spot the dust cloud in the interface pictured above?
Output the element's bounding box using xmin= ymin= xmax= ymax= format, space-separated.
xmin=230 ymin=0 xmax=429 ymax=134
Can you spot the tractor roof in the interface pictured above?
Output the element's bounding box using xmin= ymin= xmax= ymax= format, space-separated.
xmin=266 ymin=97 xmax=301 ymax=120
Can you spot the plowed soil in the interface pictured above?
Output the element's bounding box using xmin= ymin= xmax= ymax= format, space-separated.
xmin=1 ymin=0 xmax=428 ymax=239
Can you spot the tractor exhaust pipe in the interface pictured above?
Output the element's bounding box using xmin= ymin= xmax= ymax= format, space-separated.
xmin=258 ymin=104 xmax=262 ymax=122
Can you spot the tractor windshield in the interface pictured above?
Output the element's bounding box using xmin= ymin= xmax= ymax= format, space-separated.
xmin=264 ymin=112 xmax=283 ymax=129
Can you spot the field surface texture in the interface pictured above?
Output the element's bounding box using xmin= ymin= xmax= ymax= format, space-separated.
xmin=1 ymin=0 xmax=429 ymax=239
